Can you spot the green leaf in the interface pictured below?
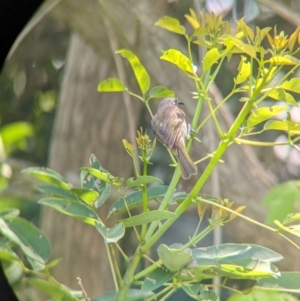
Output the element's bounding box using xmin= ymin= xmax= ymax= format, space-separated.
xmin=160 ymin=49 xmax=194 ymax=73
xmin=263 ymin=88 xmax=298 ymax=106
xmin=182 ymin=284 xmax=219 ymax=301
xmin=116 ymin=49 xmax=150 ymax=95
xmin=247 ymin=106 xmax=288 ymax=130
xmin=281 ymin=78 xmax=300 ymax=94
xmin=235 ymin=56 xmax=251 ymax=84
xmin=155 ymin=16 xmax=185 ymax=35
xmin=38 ymin=198 xmax=100 ymax=225
xmin=26 ymin=278 xmax=80 ymax=301
xmin=0 ymin=122 xmax=34 ymax=153
xmin=141 ymin=267 xmax=175 ymax=293
xmin=262 ymin=181 xmax=300 ymax=225
xmin=0 ymin=208 xmax=20 ymax=219
xmin=0 ymin=218 xmax=49 ymax=270
xmin=119 ymin=210 xmax=177 ymax=227
xmin=180 ymin=257 xmax=279 ymax=281
xmin=36 ymin=184 xmax=77 ymax=200
xmin=149 ymin=86 xmax=175 ymax=99
xmin=0 ymin=241 xmax=21 ymax=262
xmin=22 ymin=167 xmax=70 ymax=190
xmin=70 ymin=188 xmax=99 ymax=205
xmin=282 ymin=212 xmax=300 ymax=225
xmin=203 ymin=48 xmax=222 ymax=71
xmin=108 ymin=186 xmax=168 ymax=217
xmin=255 ymin=272 xmax=300 ymax=294
xmin=157 ymin=244 xmax=193 ymax=272
xmin=126 ymin=176 xmax=163 ymax=188
xmin=97 ymin=78 xmax=126 ymax=92
xmin=264 ymin=120 xmax=300 ymax=135
xmin=192 ymin=244 xmax=283 ymax=263
xmin=81 ymin=167 xmax=124 ymax=187
xmin=92 ymin=289 xmax=154 ymax=301
xmin=269 ymin=55 xmax=300 ymax=65
xmin=82 ymin=154 xmax=111 ymax=208
xmin=95 ymin=222 xmax=125 ymax=244
xmin=222 ymin=36 xmax=257 ymax=58
xmin=6 ymin=217 xmax=51 ymax=262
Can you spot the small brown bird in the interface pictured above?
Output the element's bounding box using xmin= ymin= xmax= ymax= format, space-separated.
xmin=151 ymin=98 xmax=197 ymax=179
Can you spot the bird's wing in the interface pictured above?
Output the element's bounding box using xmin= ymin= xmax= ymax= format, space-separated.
xmin=152 ymin=107 xmax=185 ymax=149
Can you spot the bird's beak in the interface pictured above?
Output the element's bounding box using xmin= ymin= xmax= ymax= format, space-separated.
xmin=178 ymin=101 xmax=184 ymax=105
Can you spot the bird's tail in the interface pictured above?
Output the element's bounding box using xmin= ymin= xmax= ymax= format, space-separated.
xmin=176 ymin=145 xmax=197 ymax=179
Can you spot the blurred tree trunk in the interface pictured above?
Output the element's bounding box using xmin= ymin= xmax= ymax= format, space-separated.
xmin=39 ymin=0 xmax=300 ymax=298
xmin=40 ymin=33 xmax=143 ymax=296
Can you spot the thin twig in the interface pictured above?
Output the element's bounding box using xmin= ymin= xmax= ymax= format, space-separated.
xmin=77 ymin=277 xmax=91 ymax=301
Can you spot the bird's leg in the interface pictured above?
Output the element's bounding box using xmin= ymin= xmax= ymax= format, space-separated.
xmin=187 ymin=123 xmax=201 ymax=144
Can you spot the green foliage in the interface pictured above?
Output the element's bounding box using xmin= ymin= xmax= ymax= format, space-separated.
xmin=3 ymin=10 xmax=300 ymax=301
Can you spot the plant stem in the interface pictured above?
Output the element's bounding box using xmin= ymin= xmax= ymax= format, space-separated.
xmin=106 ymin=244 xmax=119 ymax=291
xmin=116 ymin=249 xmax=142 ymax=301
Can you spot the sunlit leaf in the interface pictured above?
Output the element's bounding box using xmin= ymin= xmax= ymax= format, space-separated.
xmin=0 ymin=122 xmax=34 ymax=154
xmin=126 ymin=176 xmax=163 ymax=188
xmin=235 ymin=56 xmax=251 ymax=84
xmin=155 ymin=16 xmax=185 ymax=35
xmin=264 ymin=88 xmax=298 ymax=106
xmin=264 ymin=120 xmax=300 ymax=135
xmin=82 ymin=154 xmax=111 ymax=208
xmin=122 ymin=139 xmax=134 ymax=157
xmin=95 ymin=221 xmax=125 ymax=244
xmin=108 ymin=186 xmax=168 ymax=217
xmin=22 ymin=167 xmax=70 ymax=190
xmin=81 ymin=167 xmax=124 ymax=187
xmin=160 ymin=49 xmax=194 ymax=73
xmin=282 ymin=78 xmax=300 ymax=94
xmin=282 ymin=212 xmax=300 ymax=225
xmin=193 ymin=27 xmax=209 ymax=36
xmin=274 ymin=220 xmax=300 ymax=238
xmin=97 ymin=78 xmax=126 ymax=92
xmin=269 ymin=55 xmax=300 ymax=65
xmin=222 ymin=36 xmax=256 ymax=58
xmin=149 ymin=86 xmax=175 ymax=99
xmin=157 ymin=244 xmax=192 ymax=272
xmin=203 ymin=48 xmax=222 ymax=71
xmin=116 ymin=49 xmax=150 ymax=95
xmin=288 ymin=27 xmax=300 ymax=52
xmin=119 ymin=210 xmax=177 ymax=227
xmin=184 ymin=9 xmax=199 ymax=30
xmin=70 ymin=188 xmax=99 ymax=205
xmin=247 ymin=106 xmax=288 ymax=130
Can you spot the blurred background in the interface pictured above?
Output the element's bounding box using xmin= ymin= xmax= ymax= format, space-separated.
xmin=1 ymin=0 xmax=300 ymax=300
